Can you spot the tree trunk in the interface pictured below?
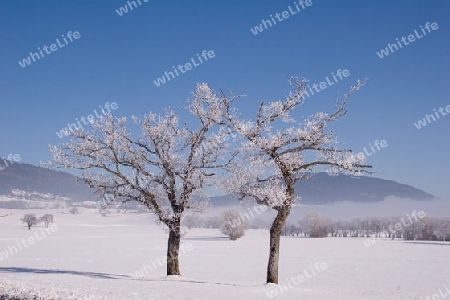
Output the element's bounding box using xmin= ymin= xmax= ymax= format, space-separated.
xmin=167 ymin=222 xmax=181 ymax=276
xmin=266 ymin=207 xmax=290 ymax=284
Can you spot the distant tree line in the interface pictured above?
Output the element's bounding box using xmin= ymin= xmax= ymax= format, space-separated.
xmin=182 ymin=211 xmax=270 ymax=231
xmin=182 ymin=210 xmax=450 ymax=242
xmin=280 ymin=212 xmax=450 ymax=242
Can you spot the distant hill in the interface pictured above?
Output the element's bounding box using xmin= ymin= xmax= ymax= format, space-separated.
xmin=293 ymin=172 xmax=435 ymax=204
xmin=0 ymin=163 xmax=95 ymax=201
xmin=210 ymin=172 xmax=435 ymax=206
xmin=0 ymin=164 xmax=435 ymax=205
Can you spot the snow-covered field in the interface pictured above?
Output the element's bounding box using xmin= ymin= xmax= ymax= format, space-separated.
xmin=1 ymin=209 xmax=449 ymax=300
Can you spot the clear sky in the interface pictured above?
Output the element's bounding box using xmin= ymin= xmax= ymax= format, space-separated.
xmin=0 ymin=0 xmax=448 ymax=198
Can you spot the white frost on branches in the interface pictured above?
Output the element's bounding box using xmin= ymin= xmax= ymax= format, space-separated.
xmin=220 ymin=77 xmax=372 ymax=210
xmin=50 ymin=83 xmax=230 ymax=229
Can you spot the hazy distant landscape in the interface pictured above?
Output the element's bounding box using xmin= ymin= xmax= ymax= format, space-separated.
xmin=1 ymin=163 xmax=447 ymax=221
xmin=0 ymin=163 xmax=437 ymax=204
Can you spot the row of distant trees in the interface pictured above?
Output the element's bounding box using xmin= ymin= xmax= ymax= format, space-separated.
xmin=20 ymin=213 xmax=54 ymax=230
xmin=182 ymin=211 xmax=270 ymax=231
xmin=281 ymin=212 xmax=450 ymax=241
xmin=183 ymin=210 xmax=450 ymax=242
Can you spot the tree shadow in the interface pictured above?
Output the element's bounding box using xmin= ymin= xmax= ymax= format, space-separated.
xmin=0 ymin=267 xmax=129 ymax=280
xmin=132 ymin=277 xmax=242 ymax=287
xmin=402 ymin=241 xmax=450 ymax=246
xmin=0 ymin=267 xmax=251 ymax=287
xmin=182 ymin=236 xmax=228 ymax=241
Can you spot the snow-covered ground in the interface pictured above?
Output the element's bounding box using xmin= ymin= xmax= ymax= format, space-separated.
xmin=1 ymin=209 xmax=449 ymax=300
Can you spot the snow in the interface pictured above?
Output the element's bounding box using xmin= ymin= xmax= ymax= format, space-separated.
xmin=1 ymin=209 xmax=449 ymax=299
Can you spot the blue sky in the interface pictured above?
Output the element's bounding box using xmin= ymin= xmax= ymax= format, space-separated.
xmin=0 ymin=0 xmax=449 ymax=198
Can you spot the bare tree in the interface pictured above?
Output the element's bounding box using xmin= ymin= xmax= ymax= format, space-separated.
xmin=50 ymin=84 xmax=229 ymax=276
xmin=298 ymin=219 xmax=307 ymax=237
xmin=39 ymin=214 xmax=54 ymax=228
xmin=21 ymin=214 xmax=38 ymax=230
xmin=220 ymin=77 xmax=372 ymax=283
xmin=220 ymin=209 xmax=248 ymax=240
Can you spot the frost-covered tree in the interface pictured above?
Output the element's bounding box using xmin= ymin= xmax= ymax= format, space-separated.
xmin=435 ymin=217 xmax=450 ymax=241
xmin=331 ymin=220 xmax=343 ymax=237
xmin=419 ymin=215 xmax=434 ymax=240
xmin=303 ymin=212 xmax=331 ymax=238
xmin=220 ymin=77 xmax=373 ymax=283
xmin=220 ymin=209 xmax=248 ymax=240
xmin=39 ymin=214 xmax=54 ymax=228
xmin=49 ymin=84 xmax=229 ymax=276
xmin=21 ymin=214 xmax=38 ymax=230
